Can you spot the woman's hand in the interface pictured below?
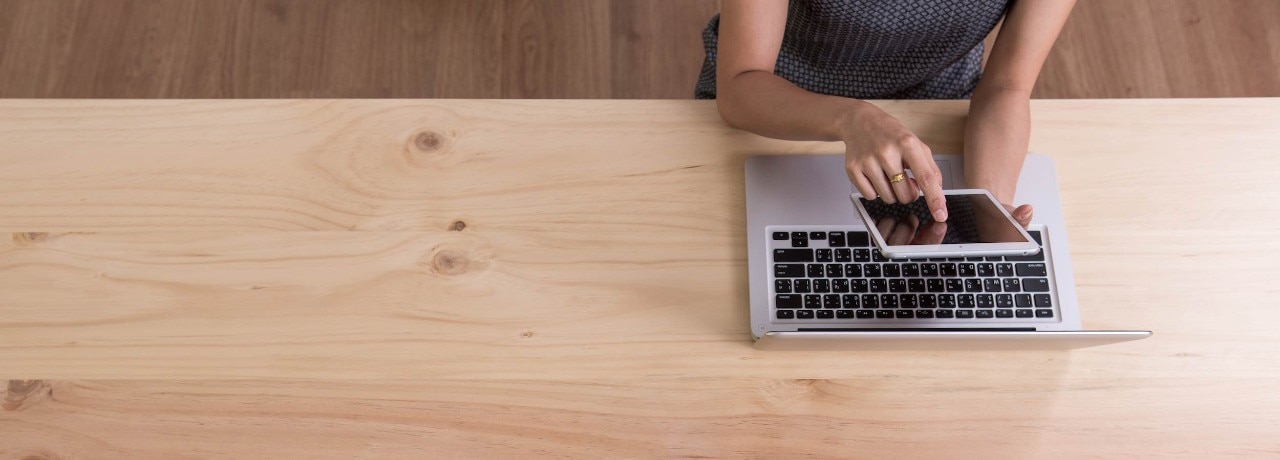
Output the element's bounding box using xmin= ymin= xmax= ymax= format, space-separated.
xmin=1006 ymin=203 xmax=1033 ymax=228
xmin=840 ymin=103 xmax=949 ymax=222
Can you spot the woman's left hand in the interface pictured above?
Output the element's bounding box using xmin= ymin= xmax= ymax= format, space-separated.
xmin=1006 ymin=203 xmax=1033 ymax=228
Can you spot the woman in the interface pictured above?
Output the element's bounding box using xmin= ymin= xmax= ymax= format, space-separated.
xmin=697 ymin=0 xmax=1075 ymax=226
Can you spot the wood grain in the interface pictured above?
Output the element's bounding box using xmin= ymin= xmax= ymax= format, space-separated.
xmin=1 ymin=98 xmax=1279 ymax=381
xmin=2 ymin=0 xmax=1276 ymax=99
xmin=2 ymin=98 xmax=1279 ymax=455
xmin=3 ymin=378 xmax=1277 ymax=458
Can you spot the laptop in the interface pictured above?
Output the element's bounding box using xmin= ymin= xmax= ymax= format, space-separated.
xmin=745 ymin=154 xmax=1151 ymax=350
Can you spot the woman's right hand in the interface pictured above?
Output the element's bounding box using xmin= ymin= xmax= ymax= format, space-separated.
xmin=840 ymin=102 xmax=949 ymax=222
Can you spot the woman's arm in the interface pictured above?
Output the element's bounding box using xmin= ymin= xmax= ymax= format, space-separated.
xmin=717 ymin=0 xmax=948 ymax=220
xmin=965 ymin=0 xmax=1076 ymax=222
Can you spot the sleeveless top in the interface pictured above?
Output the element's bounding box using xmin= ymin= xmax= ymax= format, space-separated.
xmin=695 ymin=0 xmax=1011 ymax=100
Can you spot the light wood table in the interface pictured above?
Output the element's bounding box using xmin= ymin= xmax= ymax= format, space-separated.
xmin=2 ymin=99 xmax=1277 ymax=458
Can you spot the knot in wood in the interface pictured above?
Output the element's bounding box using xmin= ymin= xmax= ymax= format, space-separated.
xmin=431 ymin=249 xmax=470 ymax=276
xmin=413 ymin=131 xmax=443 ymax=152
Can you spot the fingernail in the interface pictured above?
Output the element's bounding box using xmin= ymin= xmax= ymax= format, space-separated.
xmin=934 ymin=209 xmax=948 ymax=221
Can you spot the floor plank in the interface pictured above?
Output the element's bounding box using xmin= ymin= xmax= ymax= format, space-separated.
xmin=0 ymin=0 xmax=1275 ymax=99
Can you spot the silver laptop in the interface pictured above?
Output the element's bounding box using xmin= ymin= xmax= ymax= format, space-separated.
xmin=745 ymin=154 xmax=1150 ymax=350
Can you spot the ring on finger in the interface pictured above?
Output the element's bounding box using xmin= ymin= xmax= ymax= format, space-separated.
xmin=888 ymin=172 xmax=907 ymax=183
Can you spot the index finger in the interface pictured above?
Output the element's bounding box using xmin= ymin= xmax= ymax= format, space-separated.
xmin=904 ymin=146 xmax=947 ymax=222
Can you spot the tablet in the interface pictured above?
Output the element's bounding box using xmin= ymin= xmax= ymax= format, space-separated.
xmin=850 ymin=189 xmax=1040 ymax=259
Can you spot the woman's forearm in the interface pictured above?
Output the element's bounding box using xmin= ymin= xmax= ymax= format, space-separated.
xmin=717 ymin=70 xmax=871 ymax=142
xmin=963 ymin=86 xmax=1032 ymax=204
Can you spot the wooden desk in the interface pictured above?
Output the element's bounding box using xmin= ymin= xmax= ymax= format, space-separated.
xmin=2 ymin=99 xmax=1277 ymax=457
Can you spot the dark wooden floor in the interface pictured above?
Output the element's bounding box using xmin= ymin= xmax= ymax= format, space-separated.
xmin=0 ymin=0 xmax=1277 ymax=99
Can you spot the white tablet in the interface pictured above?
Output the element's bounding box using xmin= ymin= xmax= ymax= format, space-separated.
xmin=850 ymin=189 xmax=1040 ymax=259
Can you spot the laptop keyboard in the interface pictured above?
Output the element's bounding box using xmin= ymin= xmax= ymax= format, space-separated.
xmin=769 ymin=228 xmax=1057 ymax=322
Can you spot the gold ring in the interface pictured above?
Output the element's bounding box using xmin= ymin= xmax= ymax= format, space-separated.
xmin=888 ymin=172 xmax=907 ymax=183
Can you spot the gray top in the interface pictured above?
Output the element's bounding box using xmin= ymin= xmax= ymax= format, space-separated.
xmin=695 ymin=0 xmax=1011 ymax=100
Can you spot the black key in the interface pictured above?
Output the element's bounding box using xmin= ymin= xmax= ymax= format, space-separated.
xmin=793 ymin=279 xmax=811 ymax=293
xmin=983 ymin=279 xmax=1002 ymax=292
xmin=958 ymin=263 xmax=977 ymax=277
xmin=864 ymin=264 xmax=882 ymax=278
xmin=842 ymin=294 xmax=860 ymax=308
xmin=945 ymin=279 xmax=964 ymax=292
xmin=1015 ymin=294 xmax=1032 ymax=308
xmin=996 ymin=294 xmax=1014 ymax=308
xmin=807 ymin=264 xmax=825 ymax=278
xmin=812 ymin=279 xmax=830 ymax=293
xmin=832 ymin=279 xmax=849 ymax=293
xmin=772 ymin=231 xmax=789 ymax=241
xmin=844 ymin=264 xmax=862 ymax=277
xmin=870 ymin=279 xmax=888 ymax=293
xmin=810 ymin=231 xmax=827 ymax=241
xmin=936 ymin=310 xmax=955 ymax=319
xmin=976 ymin=310 xmax=994 ymax=319
xmin=996 ymin=309 xmax=1014 ymax=318
xmin=804 ymin=295 xmax=822 ymax=309
xmin=957 ymin=294 xmax=976 ymax=308
xmin=875 ymin=309 xmax=893 ymax=319
xmin=1024 ymin=278 xmax=1051 ymax=292
xmin=856 ymin=310 xmax=874 ymax=319
xmin=775 ymin=279 xmax=792 ymax=293
xmin=926 ymin=279 xmax=945 ymax=293
xmin=835 ymin=249 xmax=852 ymax=262
xmin=977 ymin=294 xmax=995 ymax=308
xmin=862 ymin=294 xmax=880 ymax=308
xmin=956 ymin=310 xmax=975 ymax=319
xmin=853 ymin=249 xmax=871 ymax=262
xmin=928 ymin=257 xmax=947 ymax=262
xmin=797 ymin=310 xmax=815 ymax=319
xmin=1002 ymin=278 xmax=1022 ymax=293
xmin=792 ymin=236 xmax=808 ymax=248
xmin=776 ymin=309 xmax=795 ymax=319
xmin=815 ymin=249 xmax=833 ymax=263
xmin=773 ymin=249 xmax=814 ymax=263
xmin=947 ymin=257 xmax=965 ymax=262
xmin=920 ymin=294 xmax=937 ymax=308
xmin=895 ymin=310 xmax=915 ymax=319
xmin=902 ymin=263 xmax=920 ymax=277
xmin=1034 ymin=294 xmax=1053 ymax=307
xmin=1015 ymin=263 xmax=1048 ymax=277
xmin=977 ymin=263 xmax=996 ymax=277
xmin=1035 ymin=309 xmax=1054 ymax=318
xmin=889 ymin=279 xmax=907 ymax=293
xmin=916 ymin=309 xmax=935 ymax=319
xmin=837 ymin=309 xmax=855 ymax=319
xmin=907 ymin=279 xmax=926 ymax=292
xmin=775 ymin=294 xmax=802 ymax=309
xmin=1027 ymin=230 xmax=1043 ymax=245
xmin=883 ymin=264 xmax=901 ymax=277
xmin=850 ymin=279 xmax=869 ymax=293
xmin=881 ymin=294 xmax=899 ymax=308
xmin=872 ymin=251 xmax=888 ymax=262
xmin=964 ymin=279 xmax=983 ymax=293
xmin=900 ymin=294 xmax=918 ymax=308
xmin=938 ymin=294 xmax=957 ymax=308
xmin=1006 ymin=251 xmax=1044 ymax=262
xmin=848 ymin=231 xmax=871 ymax=247
xmin=1015 ymin=309 xmax=1034 ymax=318
xmin=985 ymin=256 xmax=1003 ymax=262
xmin=828 ymin=232 xmax=846 ymax=248
xmin=996 ymin=263 xmax=1014 ymax=277
xmin=817 ymin=309 xmax=835 ymax=319
xmin=774 ymin=264 xmax=806 ymax=278
xmin=921 ymin=263 xmax=939 ymax=277
xmin=823 ymin=294 xmax=841 ymax=309
xmin=940 ymin=263 xmax=958 ymax=277
xmin=826 ymin=264 xmax=844 ymax=278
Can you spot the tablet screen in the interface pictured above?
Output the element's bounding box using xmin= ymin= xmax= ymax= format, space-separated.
xmin=857 ymin=194 xmax=1028 ymax=246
